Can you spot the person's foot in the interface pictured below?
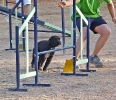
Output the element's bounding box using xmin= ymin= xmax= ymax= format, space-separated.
xmin=89 ymin=55 xmax=103 ymax=67
xmin=71 ymin=58 xmax=78 ymax=61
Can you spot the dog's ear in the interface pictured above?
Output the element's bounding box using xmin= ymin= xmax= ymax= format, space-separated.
xmin=49 ymin=36 xmax=61 ymax=48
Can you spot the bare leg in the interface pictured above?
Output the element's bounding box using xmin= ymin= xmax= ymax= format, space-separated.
xmin=91 ymin=24 xmax=111 ymax=57
xmin=24 ymin=4 xmax=30 ymax=15
xmin=76 ymin=27 xmax=87 ymax=59
xmin=14 ymin=4 xmax=29 ymax=15
xmin=76 ymin=24 xmax=111 ymax=59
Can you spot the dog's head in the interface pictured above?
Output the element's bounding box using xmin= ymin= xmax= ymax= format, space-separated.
xmin=49 ymin=36 xmax=61 ymax=48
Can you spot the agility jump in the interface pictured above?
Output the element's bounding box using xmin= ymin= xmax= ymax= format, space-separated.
xmin=5 ymin=0 xmax=96 ymax=91
xmin=9 ymin=1 xmax=51 ymax=91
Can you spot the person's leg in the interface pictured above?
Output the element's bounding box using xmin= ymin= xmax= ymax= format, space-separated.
xmin=92 ymin=24 xmax=111 ymax=57
xmin=76 ymin=27 xmax=87 ymax=59
xmin=89 ymin=17 xmax=111 ymax=67
xmin=24 ymin=4 xmax=30 ymax=15
xmin=76 ymin=16 xmax=111 ymax=67
xmin=24 ymin=0 xmax=31 ymax=14
xmin=16 ymin=0 xmax=21 ymax=8
xmin=15 ymin=0 xmax=31 ymax=14
xmin=75 ymin=17 xmax=90 ymax=60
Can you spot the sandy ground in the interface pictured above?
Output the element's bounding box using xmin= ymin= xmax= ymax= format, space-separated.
xmin=0 ymin=0 xmax=116 ymax=100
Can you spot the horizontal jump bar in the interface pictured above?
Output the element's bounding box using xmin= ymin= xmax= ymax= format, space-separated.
xmin=38 ymin=45 xmax=75 ymax=55
xmin=20 ymin=71 xmax=36 ymax=79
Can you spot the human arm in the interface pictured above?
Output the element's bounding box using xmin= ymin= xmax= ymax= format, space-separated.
xmin=58 ymin=0 xmax=79 ymax=8
xmin=107 ymin=1 xmax=116 ymax=24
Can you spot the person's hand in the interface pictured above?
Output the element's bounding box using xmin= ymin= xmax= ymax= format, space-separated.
xmin=112 ymin=17 xmax=116 ymax=24
xmin=58 ymin=1 xmax=67 ymax=8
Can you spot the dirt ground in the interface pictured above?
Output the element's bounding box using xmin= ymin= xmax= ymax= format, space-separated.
xmin=0 ymin=0 xmax=116 ymax=100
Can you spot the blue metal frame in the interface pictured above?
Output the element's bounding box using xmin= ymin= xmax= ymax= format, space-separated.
xmin=80 ymin=18 xmax=96 ymax=72
xmin=9 ymin=26 xmax=27 ymax=91
xmin=79 ymin=18 xmax=96 ymax=72
xmin=23 ymin=0 xmax=50 ymax=87
xmin=61 ymin=0 xmax=88 ymax=76
xmin=4 ymin=0 xmax=26 ymax=51
xmin=61 ymin=7 xmax=65 ymax=54
xmin=7 ymin=0 xmax=99 ymax=91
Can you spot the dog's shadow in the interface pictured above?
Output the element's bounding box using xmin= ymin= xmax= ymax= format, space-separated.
xmin=47 ymin=67 xmax=63 ymax=72
xmin=29 ymin=66 xmax=63 ymax=73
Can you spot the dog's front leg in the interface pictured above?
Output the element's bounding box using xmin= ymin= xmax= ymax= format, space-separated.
xmin=43 ymin=53 xmax=54 ymax=71
xmin=38 ymin=55 xmax=45 ymax=71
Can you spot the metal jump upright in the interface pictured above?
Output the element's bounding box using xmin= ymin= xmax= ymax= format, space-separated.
xmin=9 ymin=0 xmax=51 ymax=92
xmin=61 ymin=1 xmax=96 ymax=75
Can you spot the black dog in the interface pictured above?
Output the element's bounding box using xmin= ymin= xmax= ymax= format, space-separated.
xmin=31 ymin=36 xmax=61 ymax=71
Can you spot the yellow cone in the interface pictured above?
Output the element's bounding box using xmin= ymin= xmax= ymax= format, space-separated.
xmin=63 ymin=59 xmax=74 ymax=73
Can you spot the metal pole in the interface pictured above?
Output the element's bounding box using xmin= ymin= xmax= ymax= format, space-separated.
xmin=21 ymin=0 xmax=26 ymax=51
xmin=61 ymin=7 xmax=65 ymax=54
xmin=33 ymin=0 xmax=39 ymax=85
xmin=15 ymin=26 xmax=20 ymax=89
xmin=73 ymin=0 xmax=77 ymax=74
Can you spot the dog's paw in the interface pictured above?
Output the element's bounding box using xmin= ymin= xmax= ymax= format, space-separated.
xmin=43 ymin=68 xmax=49 ymax=72
xmin=31 ymin=63 xmax=34 ymax=68
xmin=31 ymin=65 xmax=34 ymax=68
xmin=31 ymin=65 xmax=35 ymax=68
xmin=43 ymin=70 xmax=49 ymax=73
xmin=38 ymin=67 xmax=43 ymax=71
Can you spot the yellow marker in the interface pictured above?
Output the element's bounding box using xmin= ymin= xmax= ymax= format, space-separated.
xmin=19 ymin=44 xmax=23 ymax=50
xmin=63 ymin=59 xmax=74 ymax=73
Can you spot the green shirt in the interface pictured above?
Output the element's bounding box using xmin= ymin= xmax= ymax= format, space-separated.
xmin=76 ymin=0 xmax=111 ymax=18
